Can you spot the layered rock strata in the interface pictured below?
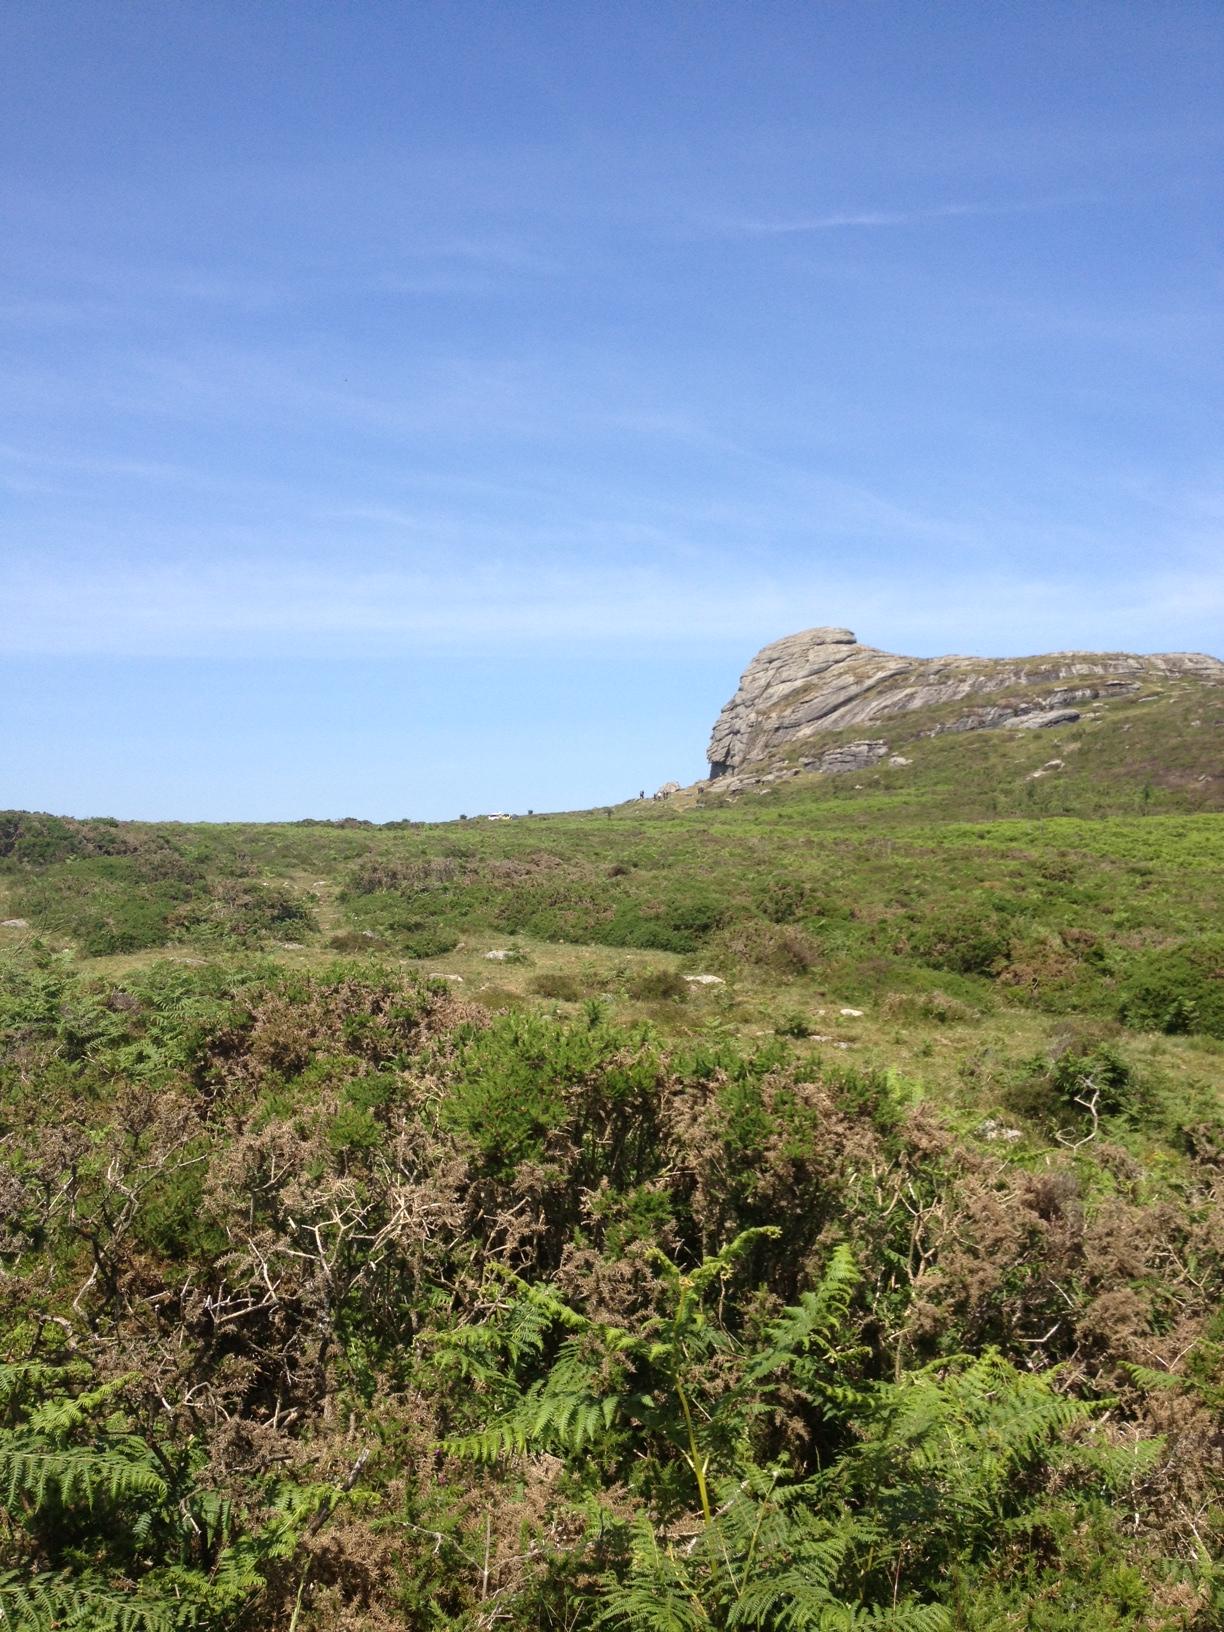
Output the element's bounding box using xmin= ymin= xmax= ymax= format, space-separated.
xmin=706 ymin=627 xmax=1223 ymax=778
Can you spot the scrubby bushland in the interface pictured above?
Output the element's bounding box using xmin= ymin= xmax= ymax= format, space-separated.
xmin=881 ymin=989 xmax=980 ymax=1026
xmin=173 ymin=878 xmax=319 ymax=943
xmin=626 ymin=965 xmax=688 ymax=1001
xmin=0 ymin=810 xmax=141 ymax=865
xmin=8 ymin=855 xmax=202 ymax=955
xmin=712 ymin=919 xmax=822 ymax=975
xmin=5 ymin=804 xmax=1223 ymax=1041
xmin=1 ymin=822 xmax=320 ymax=956
xmin=1119 ymin=935 xmax=1224 ymax=1038
xmin=906 ymin=908 xmax=1012 ymax=977
xmin=1 ymin=947 xmax=1220 ymax=1630
xmin=529 ymin=971 xmax=586 ymax=1002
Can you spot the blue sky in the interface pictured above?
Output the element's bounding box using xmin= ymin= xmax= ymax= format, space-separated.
xmin=3 ymin=1 xmax=1221 ymax=819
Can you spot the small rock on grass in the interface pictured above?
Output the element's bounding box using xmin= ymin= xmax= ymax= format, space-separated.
xmin=683 ymin=973 xmax=725 ymax=985
xmin=1026 ymin=758 xmax=1065 ymax=780
xmin=839 ymin=1006 xmax=864 ymax=1017
xmin=1 ymin=918 xmax=29 ymax=928
xmin=978 ymin=1118 xmax=1023 ymax=1143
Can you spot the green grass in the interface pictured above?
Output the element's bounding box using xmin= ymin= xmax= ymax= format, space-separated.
xmin=3 ymin=776 xmax=1221 ymax=1209
xmin=4 ymin=724 xmax=1223 ymax=1062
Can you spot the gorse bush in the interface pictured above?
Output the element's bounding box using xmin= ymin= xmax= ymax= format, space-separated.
xmin=1046 ymin=1031 xmax=1141 ymax=1117
xmin=4 ymin=851 xmax=321 ymax=956
xmin=754 ymin=875 xmax=811 ymax=924
xmin=9 ymin=856 xmax=204 ymax=955
xmin=0 ymin=810 xmax=138 ymax=865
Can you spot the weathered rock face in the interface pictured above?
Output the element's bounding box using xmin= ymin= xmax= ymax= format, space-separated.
xmin=706 ymin=628 xmax=1224 ymax=778
xmin=803 ymin=739 xmax=890 ymax=775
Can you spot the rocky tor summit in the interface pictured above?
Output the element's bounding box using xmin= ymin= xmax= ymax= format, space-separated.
xmin=706 ymin=626 xmax=1224 ymax=785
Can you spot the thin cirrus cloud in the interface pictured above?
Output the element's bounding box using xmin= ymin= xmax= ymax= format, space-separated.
xmin=4 ymin=556 xmax=1222 ymax=661
xmin=722 ymin=197 xmax=1069 ymax=235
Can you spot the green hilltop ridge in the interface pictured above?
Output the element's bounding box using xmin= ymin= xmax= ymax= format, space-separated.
xmin=702 ymin=624 xmax=1224 ymax=801
xmin=0 ymin=629 xmax=1222 ymax=1631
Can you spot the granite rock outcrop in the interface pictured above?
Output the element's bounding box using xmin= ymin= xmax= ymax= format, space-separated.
xmin=706 ymin=627 xmax=1224 ymax=778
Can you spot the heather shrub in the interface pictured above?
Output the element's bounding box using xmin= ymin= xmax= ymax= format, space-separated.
xmin=345 ymin=853 xmax=471 ymax=895
xmin=627 ymin=966 xmax=688 ymax=1001
xmin=327 ymin=928 xmax=384 ymax=952
xmin=713 ymin=920 xmax=820 ymax=974
xmin=529 ymin=971 xmax=584 ymax=1001
xmin=908 ymin=909 xmax=1011 ymax=976
xmin=174 ymin=878 xmax=318 ymax=943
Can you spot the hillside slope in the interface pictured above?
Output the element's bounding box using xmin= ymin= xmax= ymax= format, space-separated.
xmin=706 ymin=627 xmax=1224 ymax=794
xmin=2 ymin=647 xmax=1224 ymax=1628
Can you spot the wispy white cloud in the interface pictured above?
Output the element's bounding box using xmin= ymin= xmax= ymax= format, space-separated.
xmin=0 ymin=445 xmax=200 ymax=485
xmin=720 ymin=197 xmax=1071 ymax=236
xmin=4 ymin=555 xmax=1220 ymax=661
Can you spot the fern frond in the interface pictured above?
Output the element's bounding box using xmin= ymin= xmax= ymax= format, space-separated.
xmin=746 ymin=1245 xmax=861 ymax=1387
xmin=839 ymin=1608 xmax=951 ymax=1632
xmin=0 ymin=1361 xmax=92 ymax=1415
xmin=27 ymin=1371 xmax=141 ymax=1436
xmin=0 ymin=1436 xmax=166 ymax=1511
xmin=1121 ymin=1361 xmax=1182 ymax=1393
xmin=596 ymin=1582 xmax=709 ymax=1632
xmin=683 ymin=1227 xmax=783 ymax=1300
xmin=446 ymin=1332 xmax=634 ymax=1461
xmin=0 ymin=1568 xmax=201 ymax=1632
xmin=882 ymin=1349 xmax=1087 ymax=1469
xmin=594 ymin=1515 xmax=710 ymax=1631
xmin=1061 ymin=1432 xmax=1166 ymax=1494
xmin=726 ymin=1553 xmax=847 ymax=1627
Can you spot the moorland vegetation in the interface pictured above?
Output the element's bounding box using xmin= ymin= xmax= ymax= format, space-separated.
xmin=0 ymin=689 xmax=1221 ymax=1629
